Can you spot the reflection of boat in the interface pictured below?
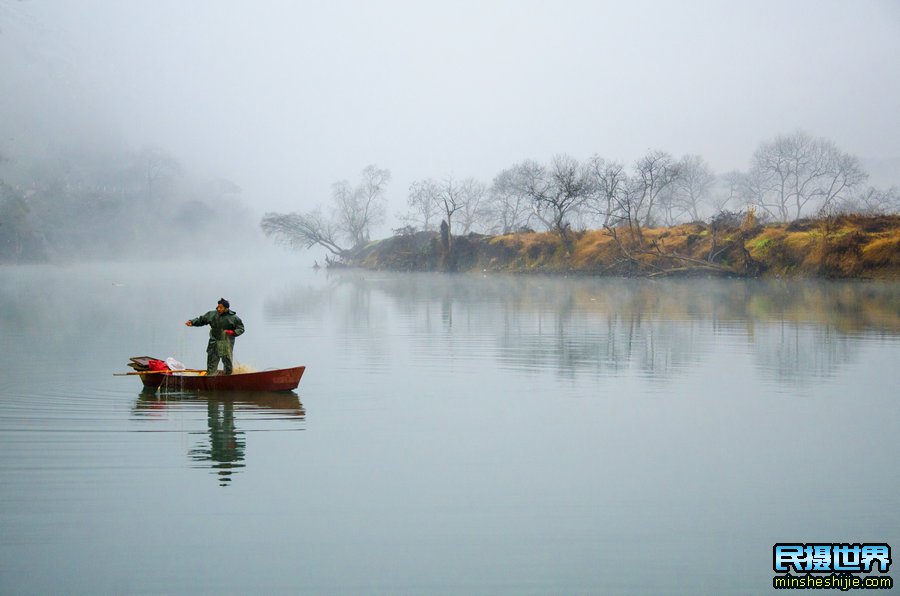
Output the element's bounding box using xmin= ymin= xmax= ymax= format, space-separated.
xmin=138 ymin=366 xmax=305 ymax=393
xmin=134 ymin=390 xmax=305 ymax=415
xmin=132 ymin=392 xmax=305 ymax=486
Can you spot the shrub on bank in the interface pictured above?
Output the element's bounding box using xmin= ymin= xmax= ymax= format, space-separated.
xmin=344 ymin=215 xmax=900 ymax=279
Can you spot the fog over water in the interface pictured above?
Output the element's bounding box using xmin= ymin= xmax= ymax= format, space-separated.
xmin=2 ymin=0 xmax=899 ymax=237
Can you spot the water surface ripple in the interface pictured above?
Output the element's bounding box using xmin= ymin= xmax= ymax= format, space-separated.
xmin=1 ymin=261 xmax=898 ymax=594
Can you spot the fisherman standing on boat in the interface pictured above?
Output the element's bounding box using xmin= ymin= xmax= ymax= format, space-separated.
xmin=185 ymin=298 xmax=245 ymax=375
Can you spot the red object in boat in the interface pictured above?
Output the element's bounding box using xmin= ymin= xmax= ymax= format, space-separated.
xmin=139 ymin=366 xmax=305 ymax=393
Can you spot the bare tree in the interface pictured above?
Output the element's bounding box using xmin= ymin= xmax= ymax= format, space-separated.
xmin=655 ymin=187 xmax=683 ymax=227
xmin=435 ymin=176 xmax=466 ymax=249
xmin=734 ymin=165 xmax=774 ymax=220
xmin=404 ymin=179 xmax=441 ymax=231
xmin=260 ymin=208 xmax=347 ymax=257
xmin=746 ymin=131 xmax=867 ymax=220
xmin=817 ymin=150 xmax=867 ymax=213
xmin=546 ymin=154 xmax=592 ymax=240
xmin=260 ymin=164 xmax=390 ymax=257
xmin=585 ymin=156 xmax=629 ymax=227
xmin=631 ymin=150 xmax=679 ymax=228
xmin=715 ymin=170 xmax=745 ymax=213
xmin=840 ymin=185 xmax=900 ymax=215
xmin=405 ymin=176 xmax=472 ymax=250
xmin=508 ymin=160 xmax=554 ymax=230
xmin=668 ymin=154 xmax=715 ymax=221
xmin=504 ymin=155 xmax=591 ymax=245
xmin=485 ymin=167 xmax=534 ymax=233
xmin=330 ymin=180 xmax=357 ymax=240
xmin=332 ymin=164 xmax=391 ymax=247
xmin=403 ymin=175 xmax=490 ymax=243
xmin=455 ymin=178 xmax=488 ymax=234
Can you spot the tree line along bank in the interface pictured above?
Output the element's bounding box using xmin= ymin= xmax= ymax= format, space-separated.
xmin=260 ymin=130 xmax=899 ymax=277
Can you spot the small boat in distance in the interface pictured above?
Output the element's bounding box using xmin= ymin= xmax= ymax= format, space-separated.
xmin=123 ymin=357 xmax=305 ymax=393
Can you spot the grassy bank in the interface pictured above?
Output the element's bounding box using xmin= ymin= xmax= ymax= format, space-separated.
xmin=348 ymin=214 xmax=900 ymax=279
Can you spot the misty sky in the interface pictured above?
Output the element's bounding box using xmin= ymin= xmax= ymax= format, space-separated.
xmin=2 ymin=0 xmax=899 ymax=226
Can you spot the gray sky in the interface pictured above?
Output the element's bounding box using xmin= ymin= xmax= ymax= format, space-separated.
xmin=2 ymin=0 xmax=899 ymax=224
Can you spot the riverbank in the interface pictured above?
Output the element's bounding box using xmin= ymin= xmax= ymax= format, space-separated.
xmin=346 ymin=214 xmax=900 ymax=279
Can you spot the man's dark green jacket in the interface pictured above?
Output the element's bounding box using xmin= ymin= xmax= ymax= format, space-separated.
xmin=190 ymin=310 xmax=245 ymax=340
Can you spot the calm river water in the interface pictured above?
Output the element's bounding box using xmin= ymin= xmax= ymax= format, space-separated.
xmin=1 ymin=256 xmax=898 ymax=594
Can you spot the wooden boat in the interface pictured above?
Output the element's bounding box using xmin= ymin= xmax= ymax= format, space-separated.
xmin=138 ymin=366 xmax=305 ymax=393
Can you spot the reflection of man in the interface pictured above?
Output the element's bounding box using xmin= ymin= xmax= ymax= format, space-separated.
xmin=189 ymin=399 xmax=245 ymax=486
xmin=185 ymin=298 xmax=245 ymax=375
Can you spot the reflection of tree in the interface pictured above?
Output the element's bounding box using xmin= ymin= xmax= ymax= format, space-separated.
xmin=263 ymin=274 xmax=378 ymax=330
xmin=263 ymin=271 xmax=899 ymax=385
xmin=493 ymin=309 xmax=710 ymax=381
xmin=189 ymin=399 xmax=245 ymax=487
xmin=751 ymin=322 xmax=858 ymax=384
xmin=265 ymin=273 xmax=392 ymax=370
xmin=329 ymin=274 xmax=715 ymax=380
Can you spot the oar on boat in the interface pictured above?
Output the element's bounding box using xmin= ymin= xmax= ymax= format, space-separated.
xmin=114 ymin=369 xmax=207 ymax=376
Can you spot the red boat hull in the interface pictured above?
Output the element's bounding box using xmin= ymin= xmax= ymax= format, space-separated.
xmin=140 ymin=366 xmax=305 ymax=392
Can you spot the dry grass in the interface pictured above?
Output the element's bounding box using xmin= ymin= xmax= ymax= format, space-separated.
xmin=861 ymin=236 xmax=900 ymax=267
xmin=355 ymin=215 xmax=900 ymax=278
xmin=571 ymin=230 xmax=617 ymax=268
xmin=736 ymin=216 xmax=900 ymax=277
xmin=572 ymin=217 xmax=898 ymax=277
